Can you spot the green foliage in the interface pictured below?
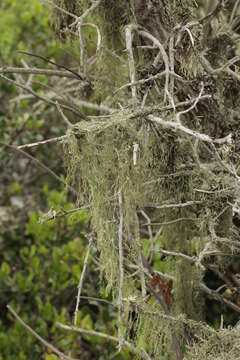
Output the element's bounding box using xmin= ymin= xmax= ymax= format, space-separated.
xmin=0 ymin=0 xmax=52 ymax=61
xmin=0 ymin=187 xmax=88 ymax=359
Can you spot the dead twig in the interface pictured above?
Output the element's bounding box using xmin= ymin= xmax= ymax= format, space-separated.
xmin=118 ymin=190 xmax=124 ymax=351
xmin=0 ymin=142 xmax=78 ymax=196
xmin=74 ymin=237 xmax=93 ymax=325
xmin=57 ymin=323 xmax=152 ymax=360
xmin=7 ymin=305 xmax=79 ymax=360
xmin=17 ymin=135 xmax=67 ymax=150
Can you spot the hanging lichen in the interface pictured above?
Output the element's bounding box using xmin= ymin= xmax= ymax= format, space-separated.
xmin=57 ymin=0 xmax=240 ymax=358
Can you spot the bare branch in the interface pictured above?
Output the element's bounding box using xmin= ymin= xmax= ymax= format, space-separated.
xmin=41 ymin=0 xmax=78 ymax=19
xmin=74 ymin=237 xmax=93 ymax=326
xmin=140 ymin=210 xmax=153 ymax=258
xmin=78 ymin=296 xmax=115 ymax=306
xmin=18 ymin=50 xmax=85 ymax=80
xmin=145 ymin=201 xmax=202 ymax=209
xmin=70 ymin=0 xmax=102 ymax=28
xmin=18 ymin=135 xmax=67 ymax=150
xmin=176 ymin=83 xmax=204 ymax=123
xmin=38 ymin=205 xmax=89 ymax=223
xmin=125 ymin=25 xmax=137 ymax=102
xmin=148 ymin=114 xmax=232 ymax=144
xmin=0 ymin=66 xmax=83 ymax=79
xmin=139 ymin=30 xmax=170 ymax=102
xmin=200 ymin=283 xmax=240 ymax=314
xmin=155 ymin=248 xmax=197 ymax=263
xmin=230 ymin=0 xmax=240 ymax=26
xmin=0 ymin=142 xmax=78 ymax=196
xmin=114 ymin=70 xmax=184 ymax=96
xmin=57 ymin=323 xmax=152 ymax=360
xmin=7 ymin=305 xmax=79 ymax=360
xmin=0 ymin=74 xmax=85 ymax=118
xmin=56 ymin=101 xmax=73 ymax=127
xmin=169 ymin=36 xmax=175 ymax=100
xmin=118 ymin=190 xmax=124 ymax=351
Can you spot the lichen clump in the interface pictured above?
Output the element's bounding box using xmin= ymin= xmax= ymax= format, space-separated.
xmin=58 ymin=0 xmax=240 ymax=358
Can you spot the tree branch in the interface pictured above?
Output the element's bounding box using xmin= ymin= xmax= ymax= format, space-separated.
xmin=7 ymin=305 xmax=79 ymax=360
xmin=57 ymin=323 xmax=152 ymax=360
xmin=0 ymin=142 xmax=78 ymax=196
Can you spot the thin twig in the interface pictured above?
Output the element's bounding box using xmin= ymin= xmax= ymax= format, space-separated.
xmin=70 ymin=0 xmax=102 ymax=28
xmin=148 ymin=114 xmax=232 ymax=144
xmin=133 ymin=143 xmax=139 ymax=166
xmin=145 ymin=201 xmax=201 ymax=209
xmin=7 ymin=305 xmax=79 ymax=360
xmin=73 ymin=98 xmax=115 ymax=113
xmin=114 ymin=70 xmax=184 ymax=96
xmin=0 ymin=66 xmax=82 ymax=79
xmin=230 ymin=0 xmax=240 ymax=26
xmin=125 ymin=25 xmax=137 ymax=102
xmin=134 ymin=212 xmax=147 ymax=297
xmin=18 ymin=51 xmax=85 ymax=80
xmin=139 ymin=30 xmax=170 ymax=103
xmin=175 ymin=83 xmax=204 ymax=123
xmin=155 ymin=248 xmax=197 ymax=263
xmin=38 ymin=205 xmax=89 ymax=223
xmin=199 ymin=0 xmax=225 ymax=24
xmin=41 ymin=0 xmax=78 ymax=19
xmin=77 ymin=21 xmax=85 ymax=72
xmin=84 ymin=23 xmax=101 ymax=63
xmin=200 ymin=283 xmax=240 ymax=314
xmin=18 ymin=135 xmax=67 ymax=149
xmin=57 ymin=323 xmax=152 ymax=360
xmin=169 ymin=35 xmax=175 ymax=100
xmin=0 ymin=74 xmax=85 ymax=118
xmin=56 ymin=101 xmax=73 ymax=127
xmin=118 ymin=190 xmax=124 ymax=351
xmin=140 ymin=210 xmax=154 ymax=259
xmin=144 ymin=217 xmax=197 ymax=226
xmin=0 ymin=142 xmax=77 ymax=196
xmin=74 ymin=237 xmax=93 ymax=326
xmin=69 ymin=0 xmax=101 ymax=71
xmin=79 ymin=296 xmax=115 ymax=306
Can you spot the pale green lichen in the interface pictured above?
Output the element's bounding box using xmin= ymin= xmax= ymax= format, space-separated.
xmin=60 ymin=0 xmax=240 ymax=358
xmin=184 ymin=324 xmax=240 ymax=360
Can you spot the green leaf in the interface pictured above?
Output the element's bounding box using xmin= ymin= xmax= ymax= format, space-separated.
xmin=1 ymin=262 xmax=10 ymax=276
xmin=43 ymin=300 xmax=53 ymax=321
xmin=44 ymin=354 xmax=59 ymax=360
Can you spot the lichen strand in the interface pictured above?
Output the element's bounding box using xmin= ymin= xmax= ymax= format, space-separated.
xmin=131 ymin=297 xmax=174 ymax=359
xmin=64 ymin=116 xmax=156 ymax=292
xmin=133 ymin=300 xmax=208 ymax=360
xmin=185 ymin=325 xmax=240 ymax=360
